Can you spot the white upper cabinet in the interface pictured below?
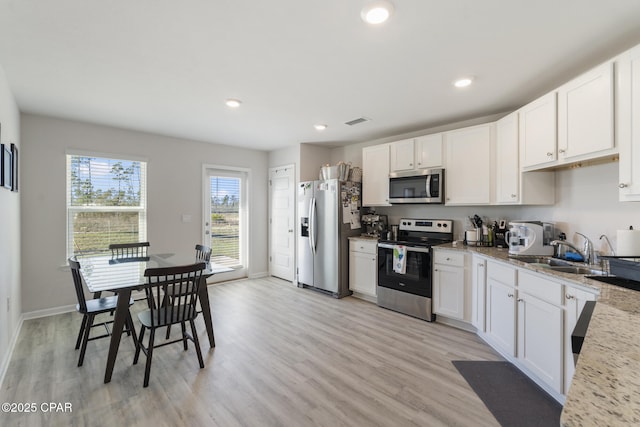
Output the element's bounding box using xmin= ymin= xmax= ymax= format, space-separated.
xmin=389 ymin=134 xmax=443 ymax=172
xmin=389 ymin=138 xmax=415 ymax=171
xmin=496 ymin=112 xmax=520 ymax=203
xmin=362 ymin=143 xmax=391 ymax=206
xmin=445 ymin=123 xmax=494 ymax=205
xmin=495 ymin=112 xmax=555 ymax=205
xmin=557 ymin=61 xmax=615 ymax=161
xmin=415 ymin=133 xmax=444 ymax=169
xmin=519 ymin=92 xmax=558 ymax=170
xmin=617 ymin=44 xmax=640 ymax=201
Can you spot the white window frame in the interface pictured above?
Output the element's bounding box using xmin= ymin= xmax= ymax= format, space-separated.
xmin=66 ymin=150 xmax=148 ymax=259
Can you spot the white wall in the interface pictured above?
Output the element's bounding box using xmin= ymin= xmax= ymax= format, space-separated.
xmin=0 ymin=64 xmax=21 ymax=382
xmin=20 ymin=114 xmax=269 ymax=313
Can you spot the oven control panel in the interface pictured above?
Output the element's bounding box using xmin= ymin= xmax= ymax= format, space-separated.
xmin=399 ymin=218 xmax=452 ymax=233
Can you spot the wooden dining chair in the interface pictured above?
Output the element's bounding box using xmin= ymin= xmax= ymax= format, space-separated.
xmin=109 ymin=242 xmax=150 ymax=260
xmin=195 ymin=244 xmax=212 ymax=263
xmin=69 ymin=257 xmax=137 ymax=367
xmin=133 ymin=262 xmax=207 ymax=387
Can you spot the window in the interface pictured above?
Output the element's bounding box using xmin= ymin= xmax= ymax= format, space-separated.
xmin=66 ymin=153 xmax=147 ymax=257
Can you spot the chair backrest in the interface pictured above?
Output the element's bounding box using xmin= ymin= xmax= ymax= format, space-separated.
xmin=143 ymin=263 xmax=206 ymax=328
xmin=109 ymin=242 xmax=150 ymax=259
xmin=69 ymin=257 xmax=88 ymax=313
xmin=195 ymin=244 xmax=212 ymax=263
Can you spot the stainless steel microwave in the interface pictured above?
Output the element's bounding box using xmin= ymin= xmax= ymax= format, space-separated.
xmin=388 ymin=168 xmax=444 ymax=204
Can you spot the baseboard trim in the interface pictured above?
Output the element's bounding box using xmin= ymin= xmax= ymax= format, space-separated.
xmin=0 ymin=314 xmax=24 ymax=390
xmin=248 ymin=271 xmax=268 ymax=279
xmin=22 ymin=304 xmax=76 ymax=320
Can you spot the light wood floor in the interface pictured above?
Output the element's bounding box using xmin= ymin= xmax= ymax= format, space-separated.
xmin=1 ymin=277 xmax=503 ymax=427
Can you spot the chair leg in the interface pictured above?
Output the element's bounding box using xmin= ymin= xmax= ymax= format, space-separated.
xmin=143 ymin=328 xmax=156 ymax=387
xmin=165 ymin=324 xmax=172 ymax=340
xmin=126 ymin=312 xmax=138 ymax=348
xmin=190 ymin=319 xmax=205 ymax=369
xmin=75 ymin=315 xmax=88 ymax=350
xmin=78 ymin=314 xmax=94 ymax=367
xmin=181 ymin=322 xmax=188 ymax=351
xmin=133 ymin=325 xmax=146 ymax=365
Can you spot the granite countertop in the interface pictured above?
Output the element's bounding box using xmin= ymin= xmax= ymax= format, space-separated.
xmin=435 ymin=243 xmax=640 ymax=425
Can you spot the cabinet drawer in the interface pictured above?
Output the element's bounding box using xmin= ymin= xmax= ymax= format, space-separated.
xmin=518 ymin=270 xmax=563 ymax=306
xmin=349 ymin=239 xmax=378 ymax=255
xmin=487 ymin=260 xmax=517 ymax=286
xmin=433 ymin=250 xmax=465 ymax=267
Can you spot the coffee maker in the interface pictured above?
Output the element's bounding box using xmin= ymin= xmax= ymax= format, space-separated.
xmin=361 ymin=213 xmax=387 ymax=237
xmin=506 ymin=221 xmax=555 ymax=256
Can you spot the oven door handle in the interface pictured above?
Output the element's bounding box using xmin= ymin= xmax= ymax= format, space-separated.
xmin=378 ymin=243 xmax=431 ymax=253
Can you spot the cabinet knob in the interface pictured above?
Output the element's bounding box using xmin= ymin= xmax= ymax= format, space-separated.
xmin=619 ymin=183 xmax=628 ymax=189
xmin=446 ymin=257 xmax=451 ymax=261
xmin=546 ymin=152 xmax=553 ymax=157
xmin=559 ymin=149 xmax=566 ymax=154
xmin=511 ymin=194 xmax=517 ymax=198
xmin=409 ymin=163 xmax=413 ymax=166
xmin=517 ymin=298 xmax=524 ymax=302
xmin=507 ymin=293 xmax=514 ymax=298
xmin=566 ymin=294 xmax=575 ymax=300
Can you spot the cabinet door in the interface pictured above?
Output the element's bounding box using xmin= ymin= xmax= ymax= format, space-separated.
xmin=362 ymin=144 xmax=391 ymax=206
xmin=486 ymin=278 xmax=516 ymax=356
xmin=415 ymin=134 xmax=443 ymax=169
xmin=618 ymin=44 xmax=640 ymax=201
xmin=471 ymin=255 xmax=487 ymax=331
xmin=520 ymin=92 xmax=557 ymax=169
xmin=517 ymin=292 xmax=563 ymax=394
xmin=349 ymin=250 xmax=377 ymax=297
xmin=389 ymin=139 xmax=415 ymax=172
xmin=558 ymin=61 xmax=614 ymax=160
xmin=444 ymin=124 xmax=493 ymax=205
xmin=433 ymin=264 xmax=465 ymax=320
xmin=563 ymin=287 xmax=597 ymax=393
xmin=495 ymin=112 xmax=520 ymax=204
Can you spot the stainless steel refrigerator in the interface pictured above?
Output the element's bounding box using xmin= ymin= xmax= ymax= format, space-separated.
xmin=297 ymin=179 xmax=361 ymax=298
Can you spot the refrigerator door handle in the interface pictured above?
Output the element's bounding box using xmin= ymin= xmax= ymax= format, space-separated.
xmin=309 ymin=197 xmax=317 ymax=254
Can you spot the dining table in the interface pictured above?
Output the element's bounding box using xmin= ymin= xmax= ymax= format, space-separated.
xmin=77 ymin=253 xmax=232 ymax=383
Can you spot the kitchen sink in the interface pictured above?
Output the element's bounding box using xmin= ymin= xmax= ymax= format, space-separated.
xmin=547 ymin=266 xmax=603 ymax=275
xmin=512 ymin=255 xmax=605 ymax=275
xmin=512 ymin=256 xmax=571 ymax=267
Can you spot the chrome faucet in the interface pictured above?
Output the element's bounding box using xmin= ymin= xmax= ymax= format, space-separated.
xmin=550 ymin=232 xmax=595 ymax=265
xmin=599 ymin=234 xmax=616 ymax=256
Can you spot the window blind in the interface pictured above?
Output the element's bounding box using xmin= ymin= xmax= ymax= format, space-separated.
xmin=209 ymin=175 xmax=240 ymax=267
xmin=67 ymin=155 xmax=147 ymax=257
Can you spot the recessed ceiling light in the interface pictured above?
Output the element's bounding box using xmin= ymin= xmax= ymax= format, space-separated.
xmin=453 ymin=78 xmax=474 ymax=88
xmin=361 ymin=1 xmax=394 ymax=24
xmin=314 ymin=124 xmax=328 ymax=131
xmin=225 ymin=98 xmax=242 ymax=108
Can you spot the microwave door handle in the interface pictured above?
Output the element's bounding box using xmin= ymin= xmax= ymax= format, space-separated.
xmin=425 ymin=174 xmax=432 ymax=198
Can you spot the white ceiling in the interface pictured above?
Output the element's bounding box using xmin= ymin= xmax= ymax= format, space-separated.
xmin=2 ymin=1 xmax=640 ymax=152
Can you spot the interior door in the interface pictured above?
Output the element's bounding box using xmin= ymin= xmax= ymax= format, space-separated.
xmin=269 ymin=165 xmax=295 ymax=281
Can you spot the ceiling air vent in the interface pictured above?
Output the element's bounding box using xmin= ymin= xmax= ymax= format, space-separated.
xmin=344 ymin=117 xmax=371 ymax=126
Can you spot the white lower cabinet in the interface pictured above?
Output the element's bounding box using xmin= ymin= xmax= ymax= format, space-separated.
xmin=563 ymin=286 xmax=597 ymax=393
xmin=471 ymin=254 xmax=487 ymax=332
xmin=348 ymin=239 xmax=378 ymax=299
xmin=485 ymin=260 xmax=517 ymax=356
xmin=433 ymin=249 xmax=469 ymax=321
xmin=517 ymin=271 xmax=563 ymax=395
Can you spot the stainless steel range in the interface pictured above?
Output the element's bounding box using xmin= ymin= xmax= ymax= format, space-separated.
xmin=377 ymin=218 xmax=453 ymax=321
